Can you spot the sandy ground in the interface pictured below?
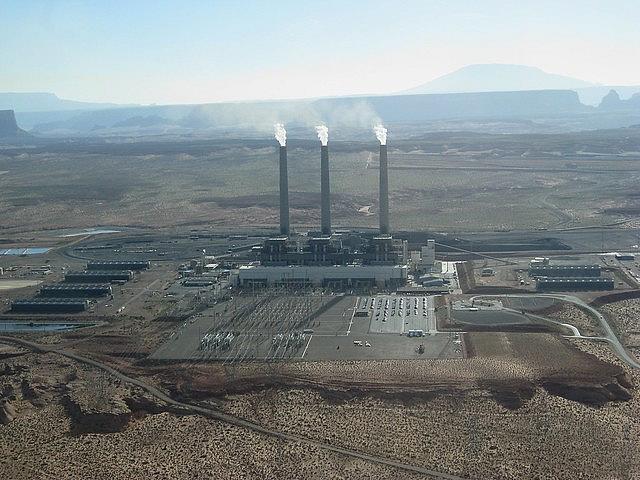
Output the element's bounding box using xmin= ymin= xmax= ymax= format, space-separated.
xmin=0 ymin=280 xmax=42 ymax=291
xmin=0 ymin=331 xmax=638 ymax=480
xmin=601 ymin=299 xmax=640 ymax=362
xmin=538 ymin=302 xmax=605 ymax=337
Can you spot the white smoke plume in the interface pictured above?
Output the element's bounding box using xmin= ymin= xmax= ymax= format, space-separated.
xmin=315 ymin=125 xmax=329 ymax=146
xmin=374 ymin=124 xmax=387 ymax=145
xmin=274 ymin=123 xmax=287 ymax=146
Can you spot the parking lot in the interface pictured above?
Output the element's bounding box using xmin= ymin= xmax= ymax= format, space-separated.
xmin=358 ymin=295 xmax=436 ymax=335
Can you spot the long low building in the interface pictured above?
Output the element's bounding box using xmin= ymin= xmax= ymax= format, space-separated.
xmin=237 ymin=264 xmax=407 ymax=288
xmin=39 ymin=284 xmax=112 ymax=297
xmin=536 ymin=276 xmax=614 ymax=291
xmin=86 ymin=260 xmax=150 ymax=271
xmin=182 ymin=277 xmax=216 ymax=287
xmin=528 ymin=264 xmax=601 ymax=278
xmin=11 ymin=298 xmax=89 ymax=313
xmin=65 ymin=270 xmax=133 ymax=283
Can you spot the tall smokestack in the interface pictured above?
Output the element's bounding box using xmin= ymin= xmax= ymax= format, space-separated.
xmin=279 ymin=145 xmax=289 ymax=236
xmin=275 ymin=123 xmax=289 ymax=236
xmin=316 ymin=125 xmax=331 ymax=236
xmin=379 ymin=144 xmax=389 ymax=234
xmin=320 ymin=145 xmax=331 ymax=235
xmin=374 ymin=124 xmax=389 ymax=235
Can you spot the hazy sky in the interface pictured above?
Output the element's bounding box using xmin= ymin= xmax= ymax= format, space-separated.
xmin=2 ymin=0 xmax=639 ymax=104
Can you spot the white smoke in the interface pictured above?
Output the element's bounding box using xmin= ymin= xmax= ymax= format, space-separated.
xmin=374 ymin=124 xmax=387 ymax=145
xmin=274 ymin=123 xmax=287 ymax=146
xmin=315 ymin=125 xmax=329 ymax=146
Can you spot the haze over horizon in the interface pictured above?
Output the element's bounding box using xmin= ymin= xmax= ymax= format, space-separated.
xmin=2 ymin=0 xmax=640 ymax=105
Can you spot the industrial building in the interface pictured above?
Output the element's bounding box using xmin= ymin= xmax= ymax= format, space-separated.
xmin=39 ymin=284 xmax=112 ymax=298
xmin=182 ymin=277 xmax=216 ymax=287
xmin=258 ymin=235 xmax=406 ymax=267
xmin=528 ymin=264 xmax=601 ymax=278
xmin=86 ymin=260 xmax=150 ymax=271
xmin=536 ymin=276 xmax=614 ymax=291
xmin=239 ymin=128 xmax=408 ymax=290
xmin=11 ymin=298 xmax=89 ymax=313
xmin=65 ymin=270 xmax=133 ymax=283
xmin=409 ymin=240 xmax=436 ymax=273
xmin=237 ymin=264 xmax=407 ymax=288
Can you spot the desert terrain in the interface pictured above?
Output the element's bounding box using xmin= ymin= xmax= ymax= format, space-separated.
xmin=1 ymin=323 xmax=638 ymax=479
xmin=1 ymin=127 xmax=640 ymax=235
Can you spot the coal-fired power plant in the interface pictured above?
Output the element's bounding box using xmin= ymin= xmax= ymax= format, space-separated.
xmin=279 ymin=145 xmax=290 ymax=235
xmin=320 ymin=144 xmax=331 ymax=235
xmin=379 ymin=143 xmax=390 ymax=235
xmin=240 ymin=123 xmax=407 ymax=289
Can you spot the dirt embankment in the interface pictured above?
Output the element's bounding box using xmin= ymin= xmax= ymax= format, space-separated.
xmin=2 ymin=337 xmax=639 ymax=480
xmin=591 ymin=289 xmax=640 ymax=307
xmin=464 ymin=332 xmax=633 ymax=407
xmin=0 ymin=350 xmax=177 ymax=434
xmin=135 ymin=332 xmax=634 ymax=411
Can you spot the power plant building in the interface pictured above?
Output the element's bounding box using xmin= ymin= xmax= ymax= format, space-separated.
xmin=242 ymin=128 xmax=407 ymax=289
xmin=536 ymin=276 xmax=613 ymax=291
xmin=65 ymin=270 xmax=133 ymax=283
xmin=87 ymin=260 xmax=150 ymax=271
xmin=528 ymin=264 xmax=601 ymax=277
xmin=238 ymin=264 xmax=407 ymax=288
xmin=39 ymin=284 xmax=112 ymax=298
xmin=11 ymin=298 xmax=89 ymax=313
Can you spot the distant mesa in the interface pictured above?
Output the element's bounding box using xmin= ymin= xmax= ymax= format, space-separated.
xmin=401 ymin=64 xmax=598 ymax=95
xmin=0 ymin=92 xmax=129 ymax=113
xmin=0 ymin=109 xmax=29 ymax=138
xmin=26 ymin=90 xmax=589 ymax=136
xmin=112 ymin=115 xmax=172 ymax=129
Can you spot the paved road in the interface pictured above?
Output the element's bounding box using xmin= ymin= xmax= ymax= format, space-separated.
xmin=0 ymin=335 xmax=464 ymax=480
xmin=470 ymin=294 xmax=640 ymax=369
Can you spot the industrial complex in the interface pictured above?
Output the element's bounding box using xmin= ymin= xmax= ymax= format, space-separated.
xmin=238 ymin=127 xmax=408 ymax=289
xmin=1 ymin=122 xmax=640 ymax=480
xmin=4 ymin=7 xmax=640 ymax=479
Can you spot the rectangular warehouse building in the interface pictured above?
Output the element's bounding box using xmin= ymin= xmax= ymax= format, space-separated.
xmin=11 ymin=298 xmax=89 ymax=313
xmin=237 ymin=264 xmax=407 ymax=288
xmin=39 ymin=284 xmax=112 ymax=298
xmin=182 ymin=277 xmax=216 ymax=287
xmin=528 ymin=264 xmax=601 ymax=278
xmin=65 ymin=270 xmax=133 ymax=283
xmin=86 ymin=260 xmax=150 ymax=271
xmin=536 ymin=276 xmax=614 ymax=291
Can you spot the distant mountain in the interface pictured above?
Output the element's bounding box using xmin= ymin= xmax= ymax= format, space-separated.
xmin=598 ymin=89 xmax=640 ymax=111
xmin=401 ymin=64 xmax=598 ymax=95
xmin=19 ymin=90 xmax=591 ymax=136
xmin=0 ymin=92 xmax=130 ymax=113
xmin=0 ymin=109 xmax=29 ymax=138
xmin=575 ymin=86 xmax=640 ymax=106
